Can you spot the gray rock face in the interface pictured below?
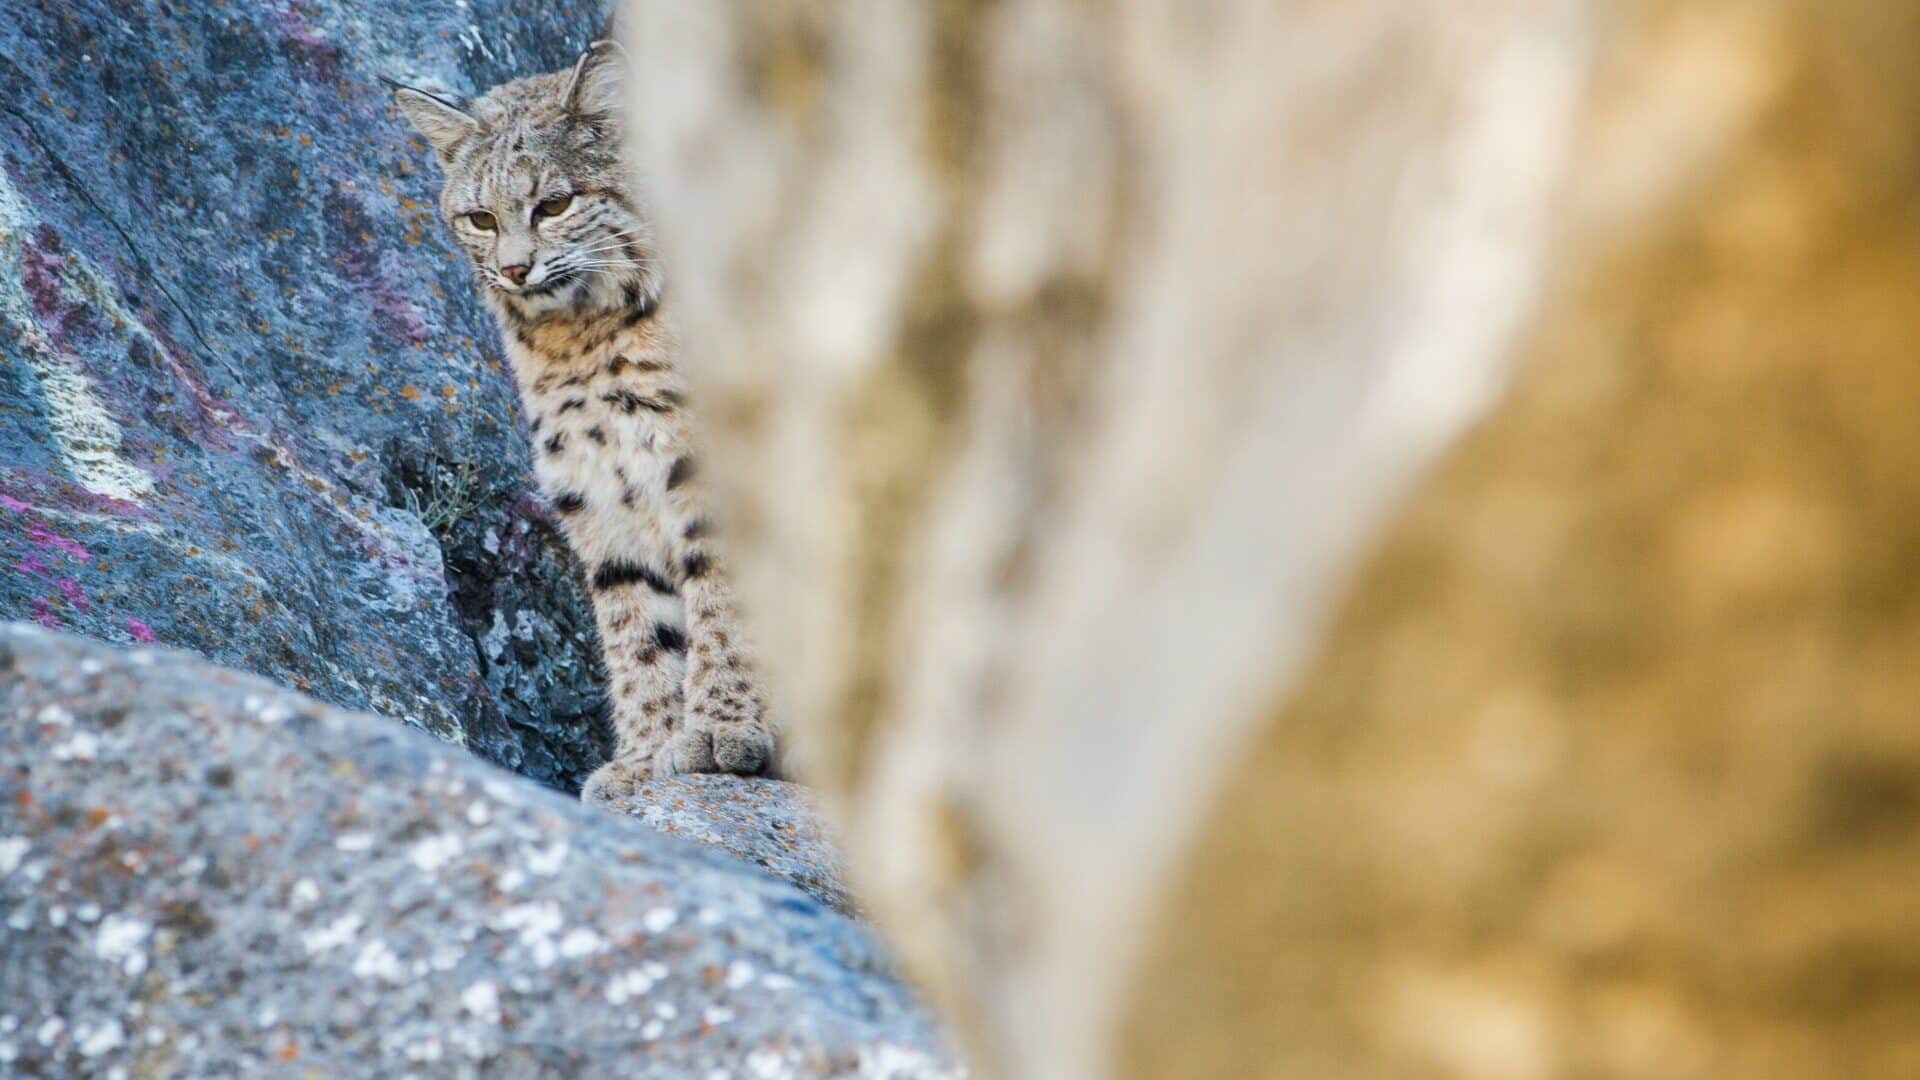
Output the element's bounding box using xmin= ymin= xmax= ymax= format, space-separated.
xmin=0 ymin=624 xmax=959 ymax=1077
xmin=0 ymin=0 xmax=617 ymax=790
xmin=616 ymin=777 xmax=860 ymax=917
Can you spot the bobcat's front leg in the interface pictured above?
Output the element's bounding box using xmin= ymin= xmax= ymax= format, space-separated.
xmin=579 ymin=556 xmax=687 ymax=805
xmin=663 ymin=495 xmax=778 ymax=778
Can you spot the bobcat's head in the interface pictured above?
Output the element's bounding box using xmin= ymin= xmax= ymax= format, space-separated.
xmin=393 ymin=43 xmax=658 ymax=322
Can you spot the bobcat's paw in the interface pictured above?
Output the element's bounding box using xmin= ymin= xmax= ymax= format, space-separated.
xmin=665 ymin=721 xmax=775 ymax=778
xmin=580 ymin=753 xmax=659 ymax=806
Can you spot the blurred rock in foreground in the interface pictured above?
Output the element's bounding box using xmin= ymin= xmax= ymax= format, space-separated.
xmin=623 ymin=1 xmax=1920 ymax=1078
xmin=0 ymin=624 xmax=957 ymax=1078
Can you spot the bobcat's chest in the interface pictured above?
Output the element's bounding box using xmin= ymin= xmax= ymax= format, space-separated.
xmin=523 ymin=379 xmax=686 ymax=565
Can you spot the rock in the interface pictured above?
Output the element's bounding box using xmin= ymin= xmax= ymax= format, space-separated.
xmin=625 ymin=3 xmax=1920 ymax=1077
xmin=622 ymin=3 xmax=1584 ymax=1077
xmin=0 ymin=624 xmax=959 ymax=1078
xmin=0 ymin=0 xmax=617 ymax=790
xmin=614 ymin=777 xmax=859 ymax=917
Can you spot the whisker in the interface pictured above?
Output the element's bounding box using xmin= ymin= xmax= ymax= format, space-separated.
xmin=570 ymin=242 xmax=641 ymax=258
xmin=575 ymin=230 xmax=645 ymax=247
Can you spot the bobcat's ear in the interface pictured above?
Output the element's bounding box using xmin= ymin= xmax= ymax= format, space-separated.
xmin=390 ymin=84 xmax=479 ymax=161
xmin=561 ymin=40 xmax=626 ymax=119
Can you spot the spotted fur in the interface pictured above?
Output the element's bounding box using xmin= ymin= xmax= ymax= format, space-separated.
xmin=395 ymin=43 xmax=777 ymax=802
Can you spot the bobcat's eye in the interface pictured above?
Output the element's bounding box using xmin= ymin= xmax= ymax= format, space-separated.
xmin=534 ymin=194 xmax=574 ymax=220
xmin=466 ymin=210 xmax=497 ymax=231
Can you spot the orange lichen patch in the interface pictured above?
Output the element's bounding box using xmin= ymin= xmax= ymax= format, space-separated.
xmin=399 ymin=385 xmax=422 ymax=402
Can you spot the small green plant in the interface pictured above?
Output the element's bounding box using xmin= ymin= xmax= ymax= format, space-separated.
xmin=403 ymin=458 xmax=482 ymax=537
xmin=401 ymin=401 xmax=500 ymax=538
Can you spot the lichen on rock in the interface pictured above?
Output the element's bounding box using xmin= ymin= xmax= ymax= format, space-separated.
xmin=0 ymin=624 xmax=958 ymax=1077
xmin=0 ymin=0 xmax=617 ymax=790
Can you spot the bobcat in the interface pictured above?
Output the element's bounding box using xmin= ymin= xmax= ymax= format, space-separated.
xmin=393 ymin=43 xmax=777 ymax=803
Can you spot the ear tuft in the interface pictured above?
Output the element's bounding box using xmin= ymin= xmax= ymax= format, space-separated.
xmin=562 ymin=40 xmax=626 ymax=119
xmin=391 ymin=84 xmax=479 ymax=161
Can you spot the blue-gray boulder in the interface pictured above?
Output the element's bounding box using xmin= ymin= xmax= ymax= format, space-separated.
xmin=0 ymin=0 xmax=616 ymax=789
xmin=0 ymin=624 xmax=959 ymax=1077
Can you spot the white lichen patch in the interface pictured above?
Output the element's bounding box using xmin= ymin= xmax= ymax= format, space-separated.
xmin=603 ymin=968 xmax=657 ymax=1005
xmin=51 ymin=731 xmax=100 ymax=762
xmin=289 ymin=878 xmax=321 ymax=908
xmin=492 ymin=901 xmax=564 ymax=967
xmin=642 ymin=906 xmax=677 ymax=934
xmin=350 ymin=939 xmax=405 ymax=983
xmin=93 ymin=914 xmax=150 ymax=976
xmin=236 ymin=695 xmax=293 ymax=724
xmin=748 ymin=1049 xmax=795 ymax=1080
xmin=460 ymin=980 xmax=502 ymax=1024
xmin=557 ymin=927 xmax=605 ymax=959
xmin=301 ymin=912 xmax=364 ymax=955
xmin=702 ymin=1005 xmax=735 ymax=1026
xmin=333 ymin=832 xmax=376 ymax=853
xmin=407 ymin=833 xmax=464 ymax=872
xmin=75 ymin=1018 xmax=124 ymax=1057
xmin=0 ymin=837 xmax=30 ymax=876
xmin=726 ymin=960 xmax=755 ymax=990
xmin=0 ymin=170 xmax=156 ymax=502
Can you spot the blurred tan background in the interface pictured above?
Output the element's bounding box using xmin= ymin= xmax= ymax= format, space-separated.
xmin=1128 ymin=4 xmax=1920 ymax=1077
xmin=624 ymin=1 xmax=1920 ymax=1076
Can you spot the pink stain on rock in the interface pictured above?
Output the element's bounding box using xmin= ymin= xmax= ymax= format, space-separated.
xmin=24 ymin=520 xmax=91 ymax=563
xmin=56 ymin=578 xmax=90 ymax=611
xmin=30 ymin=597 xmax=60 ymax=630
xmin=126 ymin=617 xmax=155 ymax=644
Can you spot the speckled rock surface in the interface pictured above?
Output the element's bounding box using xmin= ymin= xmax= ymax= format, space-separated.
xmin=0 ymin=624 xmax=959 ymax=1078
xmin=616 ymin=778 xmax=859 ymax=917
xmin=0 ymin=0 xmax=617 ymax=790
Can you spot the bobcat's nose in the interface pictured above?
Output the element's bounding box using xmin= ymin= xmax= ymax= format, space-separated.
xmin=500 ymin=263 xmax=531 ymax=286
